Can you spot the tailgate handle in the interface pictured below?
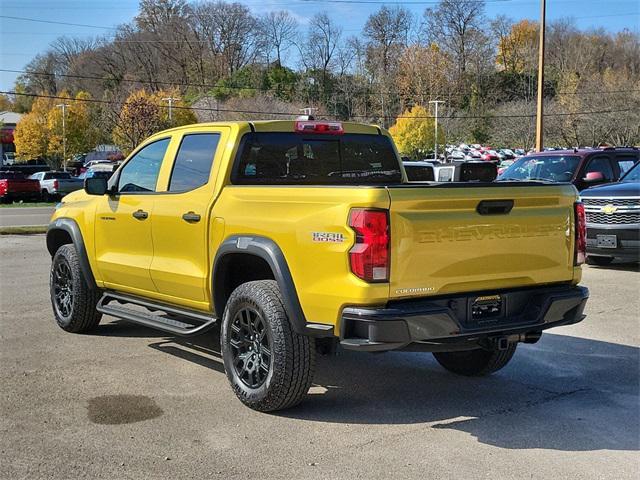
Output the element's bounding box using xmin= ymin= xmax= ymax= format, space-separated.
xmin=477 ymin=200 xmax=514 ymax=215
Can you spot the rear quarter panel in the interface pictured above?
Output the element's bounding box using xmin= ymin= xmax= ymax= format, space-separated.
xmin=213 ymin=186 xmax=391 ymax=327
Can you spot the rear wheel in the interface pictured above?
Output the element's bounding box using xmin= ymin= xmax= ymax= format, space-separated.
xmin=221 ymin=280 xmax=315 ymax=411
xmin=41 ymin=190 xmax=50 ymax=202
xmin=433 ymin=343 xmax=517 ymax=376
xmin=587 ymin=256 xmax=614 ymax=266
xmin=50 ymin=244 xmax=102 ymax=333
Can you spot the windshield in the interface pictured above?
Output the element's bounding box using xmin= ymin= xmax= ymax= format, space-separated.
xmin=621 ymin=162 xmax=640 ymax=182
xmin=499 ymin=155 xmax=580 ymax=182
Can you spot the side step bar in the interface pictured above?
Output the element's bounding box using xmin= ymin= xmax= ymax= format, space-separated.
xmin=97 ymin=291 xmax=217 ymax=337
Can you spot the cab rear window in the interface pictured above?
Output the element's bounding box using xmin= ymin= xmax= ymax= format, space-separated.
xmin=232 ymin=132 xmax=402 ymax=185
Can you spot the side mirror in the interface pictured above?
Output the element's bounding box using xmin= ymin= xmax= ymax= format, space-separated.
xmin=84 ymin=177 xmax=108 ymax=195
xmin=583 ymin=171 xmax=604 ymax=183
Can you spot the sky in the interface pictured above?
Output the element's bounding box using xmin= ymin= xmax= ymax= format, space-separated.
xmin=1 ymin=0 xmax=639 ymax=91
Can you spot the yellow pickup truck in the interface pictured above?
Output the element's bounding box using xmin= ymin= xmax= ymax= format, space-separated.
xmin=46 ymin=120 xmax=589 ymax=411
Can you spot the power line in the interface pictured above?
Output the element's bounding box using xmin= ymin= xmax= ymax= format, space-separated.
xmin=1 ymin=90 xmax=634 ymax=120
xmin=3 ymin=68 xmax=639 ymax=97
xmin=0 ymin=15 xmax=118 ymax=30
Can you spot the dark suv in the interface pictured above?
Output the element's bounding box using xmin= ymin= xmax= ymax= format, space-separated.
xmin=580 ymin=160 xmax=640 ymax=265
xmin=497 ymin=147 xmax=639 ymax=190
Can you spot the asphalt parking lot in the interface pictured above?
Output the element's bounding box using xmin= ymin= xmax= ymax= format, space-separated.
xmin=1 ymin=234 xmax=638 ymax=480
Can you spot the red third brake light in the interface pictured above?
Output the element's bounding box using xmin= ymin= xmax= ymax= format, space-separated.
xmin=294 ymin=121 xmax=344 ymax=135
xmin=574 ymin=202 xmax=586 ymax=265
xmin=349 ymin=209 xmax=390 ymax=282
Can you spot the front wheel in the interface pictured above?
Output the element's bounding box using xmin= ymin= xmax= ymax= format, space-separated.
xmin=221 ymin=280 xmax=315 ymax=412
xmin=50 ymin=244 xmax=102 ymax=333
xmin=433 ymin=343 xmax=517 ymax=376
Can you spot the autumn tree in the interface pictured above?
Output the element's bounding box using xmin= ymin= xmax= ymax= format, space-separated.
xmin=389 ymin=105 xmax=443 ymax=159
xmin=113 ymin=89 xmax=196 ymax=154
xmin=47 ymin=92 xmax=102 ymax=166
xmin=113 ymin=90 xmax=162 ymax=154
xmin=152 ymin=88 xmax=197 ymax=127
xmin=14 ymin=96 xmax=53 ymax=163
xmin=397 ymin=43 xmax=451 ymax=107
xmin=495 ymin=19 xmax=538 ymax=73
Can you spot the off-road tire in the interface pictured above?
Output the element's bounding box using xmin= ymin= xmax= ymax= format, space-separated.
xmin=433 ymin=343 xmax=517 ymax=376
xmin=221 ymin=280 xmax=315 ymax=411
xmin=50 ymin=244 xmax=102 ymax=333
xmin=587 ymin=256 xmax=614 ymax=266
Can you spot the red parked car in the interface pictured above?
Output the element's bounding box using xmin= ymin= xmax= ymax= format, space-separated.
xmin=481 ymin=150 xmax=500 ymax=163
xmin=0 ymin=171 xmax=41 ymax=203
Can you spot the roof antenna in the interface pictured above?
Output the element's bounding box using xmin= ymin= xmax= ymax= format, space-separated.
xmin=297 ymin=107 xmax=316 ymax=121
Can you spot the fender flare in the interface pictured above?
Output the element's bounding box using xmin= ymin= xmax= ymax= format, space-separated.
xmin=213 ymin=235 xmax=334 ymax=337
xmin=46 ymin=218 xmax=98 ymax=290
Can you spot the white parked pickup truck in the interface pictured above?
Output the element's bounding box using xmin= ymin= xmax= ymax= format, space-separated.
xmin=29 ymin=171 xmax=83 ymax=201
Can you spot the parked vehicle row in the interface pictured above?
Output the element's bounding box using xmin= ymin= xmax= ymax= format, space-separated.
xmin=0 ymin=163 xmax=117 ymax=203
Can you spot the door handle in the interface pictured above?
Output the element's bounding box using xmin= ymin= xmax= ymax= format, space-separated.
xmin=132 ymin=209 xmax=149 ymax=220
xmin=182 ymin=211 xmax=201 ymax=223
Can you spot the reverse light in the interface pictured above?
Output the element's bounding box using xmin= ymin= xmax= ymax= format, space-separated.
xmin=348 ymin=208 xmax=390 ymax=282
xmin=294 ymin=121 xmax=344 ymax=135
xmin=574 ymin=202 xmax=586 ymax=265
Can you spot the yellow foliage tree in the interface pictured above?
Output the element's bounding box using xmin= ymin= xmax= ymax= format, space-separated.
xmin=47 ymin=91 xmax=101 ymax=166
xmin=497 ymin=20 xmax=538 ymax=73
xmin=14 ymin=96 xmax=53 ymax=162
xmin=152 ymin=88 xmax=197 ymax=127
xmin=389 ymin=105 xmax=443 ymax=159
xmin=112 ymin=90 xmax=162 ymax=154
xmin=113 ymin=88 xmax=197 ymax=154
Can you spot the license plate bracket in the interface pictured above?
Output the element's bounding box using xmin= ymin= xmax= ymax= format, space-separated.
xmin=596 ymin=234 xmax=617 ymax=249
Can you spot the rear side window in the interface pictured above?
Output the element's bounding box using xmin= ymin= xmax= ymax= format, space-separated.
xmin=232 ymin=133 xmax=401 ymax=185
xmin=169 ymin=133 xmax=220 ymax=192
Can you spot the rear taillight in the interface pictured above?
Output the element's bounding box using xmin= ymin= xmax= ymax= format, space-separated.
xmin=53 ymin=179 xmax=59 ymax=190
xmin=348 ymin=208 xmax=390 ymax=282
xmin=574 ymin=202 xmax=586 ymax=265
xmin=294 ymin=121 xmax=344 ymax=135
xmin=0 ymin=180 xmax=6 ymax=195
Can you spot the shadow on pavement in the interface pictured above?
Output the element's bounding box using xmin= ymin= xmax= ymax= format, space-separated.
xmin=586 ymin=261 xmax=639 ymax=272
xmin=99 ymin=320 xmax=640 ymax=452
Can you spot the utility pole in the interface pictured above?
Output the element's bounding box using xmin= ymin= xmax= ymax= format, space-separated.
xmin=429 ymin=100 xmax=445 ymax=161
xmin=162 ymin=97 xmax=180 ymax=123
xmin=56 ymin=103 xmax=70 ymax=171
xmin=535 ymin=0 xmax=546 ymax=152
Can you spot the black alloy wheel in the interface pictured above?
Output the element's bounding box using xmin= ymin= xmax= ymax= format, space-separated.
xmin=52 ymin=258 xmax=74 ymax=319
xmin=229 ymin=306 xmax=273 ymax=389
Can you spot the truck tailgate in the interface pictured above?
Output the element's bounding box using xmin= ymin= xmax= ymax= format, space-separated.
xmin=387 ymin=184 xmax=577 ymax=298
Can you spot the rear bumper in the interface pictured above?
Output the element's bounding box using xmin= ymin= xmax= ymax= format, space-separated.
xmin=340 ymin=284 xmax=589 ymax=352
xmin=586 ymin=224 xmax=640 ymax=260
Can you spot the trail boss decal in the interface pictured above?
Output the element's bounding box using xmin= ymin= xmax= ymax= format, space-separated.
xmin=312 ymin=232 xmax=345 ymax=243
